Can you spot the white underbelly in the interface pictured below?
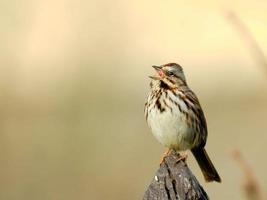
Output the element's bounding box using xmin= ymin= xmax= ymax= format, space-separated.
xmin=147 ymin=106 xmax=195 ymax=151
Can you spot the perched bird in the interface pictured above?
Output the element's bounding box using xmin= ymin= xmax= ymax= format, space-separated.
xmin=144 ymin=63 xmax=221 ymax=182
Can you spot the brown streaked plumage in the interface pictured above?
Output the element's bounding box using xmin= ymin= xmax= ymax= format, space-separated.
xmin=144 ymin=63 xmax=221 ymax=182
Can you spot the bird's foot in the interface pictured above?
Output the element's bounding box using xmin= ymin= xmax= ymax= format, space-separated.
xmin=176 ymin=151 xmax=188 ymax=162
xmin=160 ymin=149 xmax=172 ymax=165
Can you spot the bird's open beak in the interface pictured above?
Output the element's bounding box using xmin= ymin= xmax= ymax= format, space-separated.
xmin=152 ymin=65 xmax=162 ymax=71
xmin=149 ymin=65 xmax=165 ymax=80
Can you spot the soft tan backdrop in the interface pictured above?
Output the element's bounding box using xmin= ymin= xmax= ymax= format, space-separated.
xmin=1 ymin=0 xmax=267 ymax=199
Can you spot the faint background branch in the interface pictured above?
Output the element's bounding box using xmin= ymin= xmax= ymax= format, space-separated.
xmin=225 ymin=11 xmax=267 ymax=75
xmin=232 ymin=150 xmax=265 ymax=200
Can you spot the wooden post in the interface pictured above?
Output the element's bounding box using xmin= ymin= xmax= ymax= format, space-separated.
xmin=143 ymin=150 xmax=209 ymax=200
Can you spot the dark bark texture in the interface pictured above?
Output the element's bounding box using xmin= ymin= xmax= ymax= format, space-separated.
xmin=143 ymin=150 xmax=209 ymax=200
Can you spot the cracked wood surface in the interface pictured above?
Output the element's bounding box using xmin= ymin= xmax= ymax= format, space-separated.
xmin=143 ymin=150 xmax=209 ymax=200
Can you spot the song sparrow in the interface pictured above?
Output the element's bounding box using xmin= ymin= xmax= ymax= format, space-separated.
xmin=144 ymin=63 xmax=221 ymax=182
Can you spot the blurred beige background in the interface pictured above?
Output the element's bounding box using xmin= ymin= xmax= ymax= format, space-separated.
xmin=1 ymin=0 xmax=267 ymax=199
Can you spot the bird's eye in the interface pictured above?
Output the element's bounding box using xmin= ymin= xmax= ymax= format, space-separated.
xmin=168 ymin=71 xmax=174 ymax=76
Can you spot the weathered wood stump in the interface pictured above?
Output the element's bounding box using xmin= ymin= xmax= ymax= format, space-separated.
xmin=143 ymin=150 xmax=209 ymax=200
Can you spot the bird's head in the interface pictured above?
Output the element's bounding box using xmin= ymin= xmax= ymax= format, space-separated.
xmin=149 ymin=63 xmax=187 ymax=88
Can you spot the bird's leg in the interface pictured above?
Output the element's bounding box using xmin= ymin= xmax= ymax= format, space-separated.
xmin=160 ymin=148 xmax=172 ymax=164
xmin=176 ymin=150 xmax=188 ymax=162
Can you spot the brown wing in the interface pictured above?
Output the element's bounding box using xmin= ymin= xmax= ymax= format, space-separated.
xmin=181 ymin=87 xmax=208 ymax=148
